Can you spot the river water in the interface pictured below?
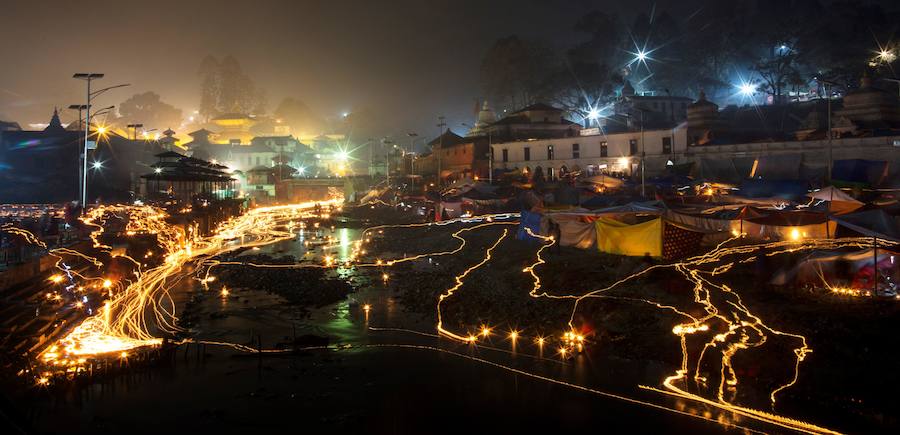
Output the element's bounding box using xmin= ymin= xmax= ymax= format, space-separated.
xmin=20 ymin=225 xmax=794 ymax=434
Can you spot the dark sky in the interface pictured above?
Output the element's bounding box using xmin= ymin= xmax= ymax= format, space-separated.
xmin=1 ymin=0 xmax=719 ymax=138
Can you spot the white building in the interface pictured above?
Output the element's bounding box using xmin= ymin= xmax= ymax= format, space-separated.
xmin=493 ymin=126 xmax=688 ymax=179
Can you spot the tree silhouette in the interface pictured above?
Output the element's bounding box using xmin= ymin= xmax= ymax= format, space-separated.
xmin=118 ymin=92 xmax=182 ymax=132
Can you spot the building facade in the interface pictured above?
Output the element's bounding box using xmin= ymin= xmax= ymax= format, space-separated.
xmin=493 ymin=127 xmax=688 ymax=179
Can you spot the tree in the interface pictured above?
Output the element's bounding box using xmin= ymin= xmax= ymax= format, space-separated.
xmin=117 ymin=92 xmax=183 ymax=132
xmin=480 ymin=36 xmax=557 ymax=111
xmin=274 ymin=97 xmax=325 ymax=135
xmin=197 ymin=55 xmax=262 ymax=117
xmin=198 ymin=55 xmax=220 ymax=122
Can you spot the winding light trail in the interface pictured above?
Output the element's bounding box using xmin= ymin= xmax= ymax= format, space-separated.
xmin=8 ymin=204 xmax=889 ymax=434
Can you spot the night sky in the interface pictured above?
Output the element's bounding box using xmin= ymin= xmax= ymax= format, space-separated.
xmin=0 ymin=0 xmax=888 ymax=138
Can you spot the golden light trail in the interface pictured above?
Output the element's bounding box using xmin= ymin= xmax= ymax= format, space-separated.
xmin=29 ymin=198 xmax=343 ymax=373
xmin=8 ymin=202 xmax=886 ymax=434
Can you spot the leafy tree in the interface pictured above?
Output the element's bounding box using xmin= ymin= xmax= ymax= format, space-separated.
xmin=198 ymin=55 xmax=220 ymax=122
xmin=197 ymin=55 xmax=262 ymax=117
xmin=274 ymin=97 xmax=325 ymax=135
xmin=480 ymin=36 xmax=557 ymax=111
xmin=117 ymin=92 xmax=183 ymax=132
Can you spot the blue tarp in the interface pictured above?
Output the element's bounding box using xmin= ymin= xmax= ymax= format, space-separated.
xmin=737 ymin=179 xmax=808 ymax=199
xmin=831 ymin=159 xmax=888 ymax=186
xmin=517 ymin=210 xmax=543 ymax=242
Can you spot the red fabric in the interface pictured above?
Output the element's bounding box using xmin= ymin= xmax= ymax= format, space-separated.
xmin=663 ymin=222 xmax=704 ymax=260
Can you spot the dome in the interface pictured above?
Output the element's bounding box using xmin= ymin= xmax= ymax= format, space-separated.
xmin=476 ymin=101 xmax=497 ymax=126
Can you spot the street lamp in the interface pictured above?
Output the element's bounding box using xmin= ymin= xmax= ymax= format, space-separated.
xmin=67 ymin=104 xmax=88 ymax=131
xmin=623 ymin=108 xmax=650 ymax=197
xmin=73 ymin=73 xmax=129 ymax=211
xmin=817 ymin=78 xmax=839 ymax=182
xmin=126 ymin=123 xmax=144 ymax=140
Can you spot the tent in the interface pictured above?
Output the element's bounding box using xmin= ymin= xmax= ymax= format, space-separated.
xmin=547 ymin=213 xmax=596 ymax=249
xmin=744 ymin=210 xmax=836 ymax=240
xmin=517 ymin=210 xmax=543 ymax=242
xmin=583 ymin=174 xmax=626 ymax=189
xmin=595 ymin=217 xmax=662 ymax=257
xmin=771 ymin=248 xmax=899 ymax=287
xmin=831 ymin=209 xmax=900 ymax=241
xmin=806 ymin=186 xmax=863 ymax=215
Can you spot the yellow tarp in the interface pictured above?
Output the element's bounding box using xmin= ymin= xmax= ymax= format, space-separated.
xmin=595 ymin=217 xmax=662 ymax=257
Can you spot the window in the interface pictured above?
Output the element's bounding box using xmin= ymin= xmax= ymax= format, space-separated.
xmin=524 ymin=147 xmax=530 ymax=161
xmin=547 ymin=145 xmax=554 ymax=160
xmin=502 ymin=149 xmax=509 ymax=162
xmin=572 ymin=143 xmax=580 ymax=159
xmin=629 ymin=139 xmax=638 ymax=156
xmin=547 ymin=167 xmax=555 ymax=179
xmin=600 ymin=141 xmax=608 ymax=157
xmin=662 ymin=137 xmax=672 ymax=154
xmin=255 ymin=156 xmax=261 ymax=166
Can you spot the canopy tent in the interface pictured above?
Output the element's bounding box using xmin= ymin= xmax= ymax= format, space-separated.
xmin=744 ymin=210 xmax=836 ymax=240
xmin=546 ymin=213 xmax=596 ymax=249
xmin=436 ymin=201 xmax=463 ymax=220
xmin=664 ymin=205 xmax=764 ymax=233
xmin=595 ymin=217 xmax=662 ymax=257
xmin=806 ymin=186 xmax=863 ymax=215
xmin=771 ymin=248 xmax=899 ymax=287
xmin=582 ymin=174 xmax=626 ymax=190
xmin=589 ymin=201 xmax=664 ymax=217
xmin=831 ymin=209 xmax=900 ymax=242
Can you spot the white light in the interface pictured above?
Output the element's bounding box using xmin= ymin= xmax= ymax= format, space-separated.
xmin=618 ymin=157 xmax=630 ymax=167
xmin=92 ymin=161 xmax=102 ymax=169
xmin=154 ymin=168 xmax=162 ymax=174
xmin=636 ymin=50 xmax=647 ymax=61
xmin=738 ymin=83 xmax=755 ymax=96
xmin=296 ymin=166 xmax=306 ymax=176
xmin=341 ymin=112 xmax=349 ymax=118
xmin=335 ymin=151 xmax=349 ymax=162
xmin=587 ymin=108 xmax=600 ymax=120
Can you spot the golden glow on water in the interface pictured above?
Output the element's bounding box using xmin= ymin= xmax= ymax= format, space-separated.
xmin=9 ymin=203 xmax=887 ymax=434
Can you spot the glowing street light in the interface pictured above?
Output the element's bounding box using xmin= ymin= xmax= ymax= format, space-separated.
xmin=635 ymin=50 xmax=647 ymax=61
xmin=738 ymin=82 xmax=756 ymax=97
xmin=877 ymin=49 xmax=896 ymax=63
xmin=335 ymin=150 xmax=350 ymax=162
xmin=91 ymin=161 xmax=103 ymax=170
xmin=587 ymin=108 xmax=600 ymax=120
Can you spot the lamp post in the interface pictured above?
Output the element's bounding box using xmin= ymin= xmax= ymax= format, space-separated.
xmin=127 ymin=123 xmax=144 ymax=140
xmin=818 ymin=78 xmax=838 ymax=182
xmin=624 ymin=108 xmax=649 ymax=197
xmin=73 ymin=73 xmax=129 ymax=211
xmin=436 ymin=116 xmax=446 ymax=186
xmin=67 ymin=104 xmax=88 ymax=131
